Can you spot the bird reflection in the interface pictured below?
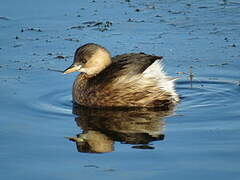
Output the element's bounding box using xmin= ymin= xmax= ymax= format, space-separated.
xmin=66 ymin=105 xmax=175 ymax=153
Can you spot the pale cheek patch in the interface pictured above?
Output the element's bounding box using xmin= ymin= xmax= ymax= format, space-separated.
xmin=80 ymin=49 xmax=111 ymax=76
xmin=78 ymin=67 xmax=97 ymax=76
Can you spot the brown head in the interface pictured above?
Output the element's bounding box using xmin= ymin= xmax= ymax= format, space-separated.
xmin=63 ymin=43 xmax=112 ymax=76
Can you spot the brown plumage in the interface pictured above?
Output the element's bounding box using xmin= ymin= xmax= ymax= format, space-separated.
xmin=63 ymin=43 xmax=179 ymax=108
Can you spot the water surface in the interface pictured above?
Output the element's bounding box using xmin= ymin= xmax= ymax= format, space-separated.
xmin=1 ymin=0 xmax=240 ymax=179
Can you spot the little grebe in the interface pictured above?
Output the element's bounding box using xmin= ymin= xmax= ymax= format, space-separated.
xmin=63 ymin=43 xmax=179 ymax=108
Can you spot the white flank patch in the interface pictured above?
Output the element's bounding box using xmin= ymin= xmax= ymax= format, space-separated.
xmin=142 ymin=60 xmax=179 ymax=101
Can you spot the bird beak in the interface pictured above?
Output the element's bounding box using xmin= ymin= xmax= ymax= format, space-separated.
xmin=63 ymin=64 xmax=82 ymax=74
xmin=65 ymin=136 xmax=85 ymax=142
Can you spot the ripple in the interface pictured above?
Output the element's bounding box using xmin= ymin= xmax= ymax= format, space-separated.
xmin=176 ymin=78 xmax=240 ymax=111
xmin=28 ymin=88 xmax=73 ymax=119
xmin=26 ymin=78 xmax=239 ymax=119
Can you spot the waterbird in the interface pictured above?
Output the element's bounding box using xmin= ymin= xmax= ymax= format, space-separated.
xmin=63 ymin=43 xmax=179 ymax=108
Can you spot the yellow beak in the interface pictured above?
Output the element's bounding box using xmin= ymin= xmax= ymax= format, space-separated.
xmin=63 ymin=64 xmax=82 ymax=74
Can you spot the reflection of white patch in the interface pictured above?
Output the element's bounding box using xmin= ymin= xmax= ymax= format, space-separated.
xmin=143 ymin=60 xmax=179 ymax=101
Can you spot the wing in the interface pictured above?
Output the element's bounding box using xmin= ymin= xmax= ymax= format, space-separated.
xmin=87 ymin=53 xmax=163 ymax=86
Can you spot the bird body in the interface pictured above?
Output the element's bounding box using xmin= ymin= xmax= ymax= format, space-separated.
xmin=64 ymin=43 xmax=179 ymax=108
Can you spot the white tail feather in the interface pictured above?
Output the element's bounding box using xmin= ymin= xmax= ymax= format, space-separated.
xmin=142 ymin=60 xmax=179 ymax=101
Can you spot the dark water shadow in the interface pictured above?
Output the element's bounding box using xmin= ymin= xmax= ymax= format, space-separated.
xmin=66 ymin=105 xmax=176 ymax=153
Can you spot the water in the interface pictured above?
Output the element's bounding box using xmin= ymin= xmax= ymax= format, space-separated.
xmin=1 ymin=0 xmax=240 ymax=179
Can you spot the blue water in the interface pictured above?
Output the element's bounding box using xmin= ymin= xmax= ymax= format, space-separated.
xmin=1 ymin=0 xmax=240 ymax=179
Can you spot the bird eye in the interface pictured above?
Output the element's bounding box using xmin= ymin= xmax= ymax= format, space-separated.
xmin=82 ymin=59 xmax=87 ymax=63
